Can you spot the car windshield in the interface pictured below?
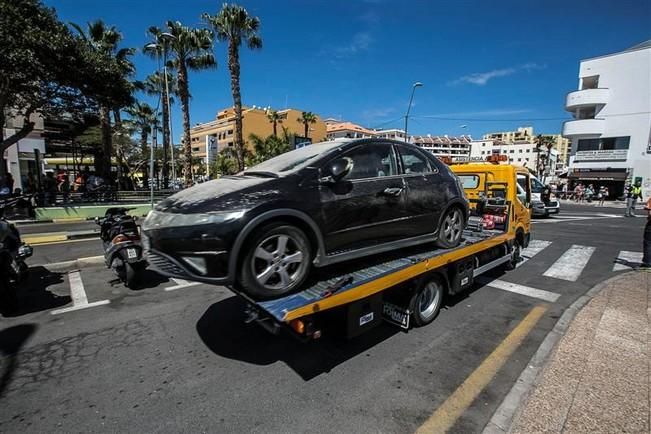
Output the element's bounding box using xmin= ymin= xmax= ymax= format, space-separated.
xmin=243 ymin=141 xmax=345 ymax=175
xmin=531 ymin=177 xmax=545 ymax=193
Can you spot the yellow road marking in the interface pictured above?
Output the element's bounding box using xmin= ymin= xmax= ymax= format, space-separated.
xmin=22 ymin=234 xmax=68 ymax=245
xmin=416 ymin=305 xmax=547 ymax=434
xmin=23 ymin=237 xmax=97 ymax=246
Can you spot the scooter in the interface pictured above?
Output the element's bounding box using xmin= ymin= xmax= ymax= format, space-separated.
xmin=96 ymin=208 xmax=146 ymax=288
xmin=0 ymin=197 xmax=33 ymax=312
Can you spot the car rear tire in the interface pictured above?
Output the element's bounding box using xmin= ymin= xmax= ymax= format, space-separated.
xmin=435 ymin=207 xmax=465 ymax=249
xmin=239 ymin=223 xmax=312 ymax=300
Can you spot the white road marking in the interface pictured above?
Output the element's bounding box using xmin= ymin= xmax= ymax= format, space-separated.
xmin=532 ymin=213 xmax=624 ymax=224
xmin=165 ymin=278 xmax=202 ymax=291
xmin=517 ymin=240 xmax=552 ymax=268
xmin=542 ymin=245 xmax=596 ymax=282
xmin=613 ymin=251 xmax=643 ymax=271
xmin=476 ymin=277 xmax=560 ymax=302
xmin=51 ymin=271 xmax=110 ymax=315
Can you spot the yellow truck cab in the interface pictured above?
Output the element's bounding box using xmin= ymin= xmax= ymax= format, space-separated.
xmin=450 ymin=163 xmax=532 ymax=251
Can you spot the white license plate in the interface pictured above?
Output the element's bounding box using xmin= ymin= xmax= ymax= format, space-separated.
xmin=127 ymin=248 xmax=137 ymax=259
xmin=382 ymin=302 xmax=410 ymax=329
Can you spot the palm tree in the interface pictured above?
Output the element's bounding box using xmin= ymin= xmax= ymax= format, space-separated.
xmin=71 ymin=20 xmax=134 ymax=180
xmin=266 ymin=109 xmax=282 ymax=137
xmin=137 ymin=68 xmax=179 ymax=187
xmin=203 ymin=4 xmax=262 ymax=172
xmin=161 ymin=21 xmax=216 ymax=186
xmin=297 ymin=111 xmax=318 ymax=138
xmin=534 ymin=134 xmax=556 ymax=178
xmin=143 ymin=27 xmax=181 ymax=187
xmin=248 ymin=133 xmax=290 ymax=165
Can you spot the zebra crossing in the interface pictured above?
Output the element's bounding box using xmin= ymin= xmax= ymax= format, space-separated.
xmin=481 ymin=238 xmax=645 ymax=303
xmin=519 ymin=239 xmax=643 ymax=277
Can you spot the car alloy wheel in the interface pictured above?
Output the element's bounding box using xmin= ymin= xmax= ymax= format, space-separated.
xmin=442 ymin=208 xmax=463 ymax=244
xmin=251 ymin=233 xmax=308 ymax=292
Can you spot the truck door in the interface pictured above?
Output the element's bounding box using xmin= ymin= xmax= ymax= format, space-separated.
xmin=515 ymin=173 xmax=532 ymax=234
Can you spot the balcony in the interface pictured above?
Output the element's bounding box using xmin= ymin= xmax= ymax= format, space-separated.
xmin=565 ymin=88 xmax=609 ymax=111
xmin=562 ymin=119 xmax=605 ymax=137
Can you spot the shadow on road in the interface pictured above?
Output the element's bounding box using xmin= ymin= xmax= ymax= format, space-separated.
xmin=1 ymin=266 xmax=70 ymax=317
xmin=196 ymin=296 xmax=400 ymax=381
xmin=0 ymin=324 xmax=37 ymax=398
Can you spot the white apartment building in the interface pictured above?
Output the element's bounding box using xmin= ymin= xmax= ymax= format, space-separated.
xmin=374 ymin=128 xmax=407 ymax=142
xmin=412 ymin=135 xmax=472 ymax=158
xmin=470 ymin=139 xmax=559 ymax=177
xmin=563 ymin=40 xmax=651 ymax=197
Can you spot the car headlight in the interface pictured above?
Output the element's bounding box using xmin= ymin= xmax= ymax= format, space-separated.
xmin=142 ymin=209 xmax=246 ymax=230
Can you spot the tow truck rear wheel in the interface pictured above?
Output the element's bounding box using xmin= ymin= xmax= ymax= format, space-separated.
xmin=410 ymin=277 xmax=444 ymax=327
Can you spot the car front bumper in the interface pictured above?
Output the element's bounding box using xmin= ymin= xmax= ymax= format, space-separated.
xmin=532 ymin=200 xmax=560 ymax=216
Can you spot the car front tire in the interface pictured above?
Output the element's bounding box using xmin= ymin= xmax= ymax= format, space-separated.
xmin=239 ymin=223 xmax=312 ymax=299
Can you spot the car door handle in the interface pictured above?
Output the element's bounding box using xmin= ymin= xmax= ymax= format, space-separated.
xmin=382 ymin=187 xmax=404 ymax=197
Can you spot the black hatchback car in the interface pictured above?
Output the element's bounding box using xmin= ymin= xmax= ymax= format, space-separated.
xmin=142 ymin=138 xmax=468 ymax=299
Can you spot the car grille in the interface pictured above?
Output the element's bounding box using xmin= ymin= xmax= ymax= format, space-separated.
xmin=147 ymin=251 xmax=189 ymax=278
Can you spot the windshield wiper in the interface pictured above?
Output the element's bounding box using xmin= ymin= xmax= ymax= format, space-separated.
xmin=242 ymin=171 xmax=279 ymax=178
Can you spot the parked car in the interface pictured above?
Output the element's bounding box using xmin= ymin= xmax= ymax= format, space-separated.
xmin=528 ymin=175 xmax=560 ymax=217
xmin=142 ymin=138 xmax=469 ymax=299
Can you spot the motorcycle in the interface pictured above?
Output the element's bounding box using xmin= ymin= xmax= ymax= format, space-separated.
xmin=96 ymin=208 xmax=146 ymax=288
xmin=0 ymin=197 xmax=33 ymax=312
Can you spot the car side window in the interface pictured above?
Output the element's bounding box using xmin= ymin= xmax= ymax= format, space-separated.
xmin=341 ymin=143 xmax=397 ymax=180
xmin=398 ymin=146 xmax=434 ymax=175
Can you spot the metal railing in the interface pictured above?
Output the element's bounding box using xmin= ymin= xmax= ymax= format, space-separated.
xmin=33 ymin=189 xmax=177 ymax=207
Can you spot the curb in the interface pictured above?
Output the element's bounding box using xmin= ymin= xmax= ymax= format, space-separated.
xmin=37 ymin=255 xmax=105 ymax=272
xmin=482 ymin=271 xmax=636 ymax=434
xmin=22 ymin=229 xmax=99 ymax=245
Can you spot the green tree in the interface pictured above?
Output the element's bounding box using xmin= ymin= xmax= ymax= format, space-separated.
xmin=162 ymin=21 xmax=216 ymax=186
xmin=143 ymin=28 xmax=183 ymax=187
xmin=248 ymin=133 xmax=291 ymax=165
xmin=297 ymin=111 xmax=318 ymax=138
xmin=266 ymin=109 xmax=282 ymax=137
xmin=0 ymin=0 xmax=130 ymax=177
xmin=203 ymin=4 xmax=262 ymax=172
xmin=212 ymin=147 xmax=238 ymax=177
xmin=124 ymin=101 xmax=158 ymax=186
xmin=70 ymin=19 xmax=135 ymax=180
xmin=534 ymin=134 xmax=556 ymax=178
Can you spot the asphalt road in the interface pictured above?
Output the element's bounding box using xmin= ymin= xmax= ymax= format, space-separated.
xmin=1 ymin=204 xmax=647 ymax=433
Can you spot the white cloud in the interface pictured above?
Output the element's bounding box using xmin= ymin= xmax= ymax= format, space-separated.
xmin=451 ymin=63 xmax=546 ymax=86
xmin=328 ymin=32 xmax=373 ymax=59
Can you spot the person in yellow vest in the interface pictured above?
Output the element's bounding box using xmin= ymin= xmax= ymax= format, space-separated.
xmin=625 ymin=182 xmax=643 ymax=217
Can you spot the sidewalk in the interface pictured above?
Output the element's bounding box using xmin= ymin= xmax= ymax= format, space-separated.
xmin=509 ymin=270 xmax=650 ymax=433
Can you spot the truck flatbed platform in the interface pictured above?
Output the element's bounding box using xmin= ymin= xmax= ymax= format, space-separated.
xmin=243 ymin=228 xmax=511 ymax=324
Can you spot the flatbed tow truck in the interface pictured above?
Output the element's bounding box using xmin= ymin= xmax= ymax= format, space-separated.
xmin=229 ymin=162 xmax=533 ymax=341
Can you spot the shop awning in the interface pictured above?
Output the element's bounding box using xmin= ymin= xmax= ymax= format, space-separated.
xmin=568 ymin=171 xmax=627 ymax=181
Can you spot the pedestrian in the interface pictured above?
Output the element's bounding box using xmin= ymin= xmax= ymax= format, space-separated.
xmin=585 ymin=184 xmax=595 ymax=203
xmin=598 ymin=185 xmax=607 ymax=206
xmin=562 ymin=182 xmax=568 ymax=200
xmin=625 ymin=182 xmax=643 ymax=217
xmin=642 ymin=196 xmax=651 ymax=268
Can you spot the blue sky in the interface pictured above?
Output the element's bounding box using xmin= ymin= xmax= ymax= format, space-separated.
xmin=47 ymin=0 xmax=650 ymax=142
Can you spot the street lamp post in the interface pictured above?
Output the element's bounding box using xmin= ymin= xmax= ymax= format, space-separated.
xmin=159 ymin=32 xmax=177 ymax=188
xmin=404 ymin=82 xmax=423 ymax=143
xmin=145 ymin=41 xmax=162 ymax=207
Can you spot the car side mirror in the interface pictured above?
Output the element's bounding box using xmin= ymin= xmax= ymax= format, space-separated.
xmin=94 ymin=216 xmax=101 ymax=225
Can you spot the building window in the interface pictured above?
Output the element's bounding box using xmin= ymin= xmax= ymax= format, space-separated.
xmin=509 ymin=149 xmax=514 ymax=154
xmin=228 ymin=142 xmax=233 ymax=147
xmin=192 ymin=147 xmax=200 ymax=152
xmin=577 ymin=136 xmax=630 ymax=151
xmin=518 ymin=149 xmax=522 ymax=153
xmin=517 ymin=158 xmax=522 ymax=162
xmin=227 ymin=129 xmax=233 ymax=136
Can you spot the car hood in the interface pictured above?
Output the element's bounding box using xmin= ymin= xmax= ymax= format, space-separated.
xmin=155 ymin=175 xmax=282 ymax=214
